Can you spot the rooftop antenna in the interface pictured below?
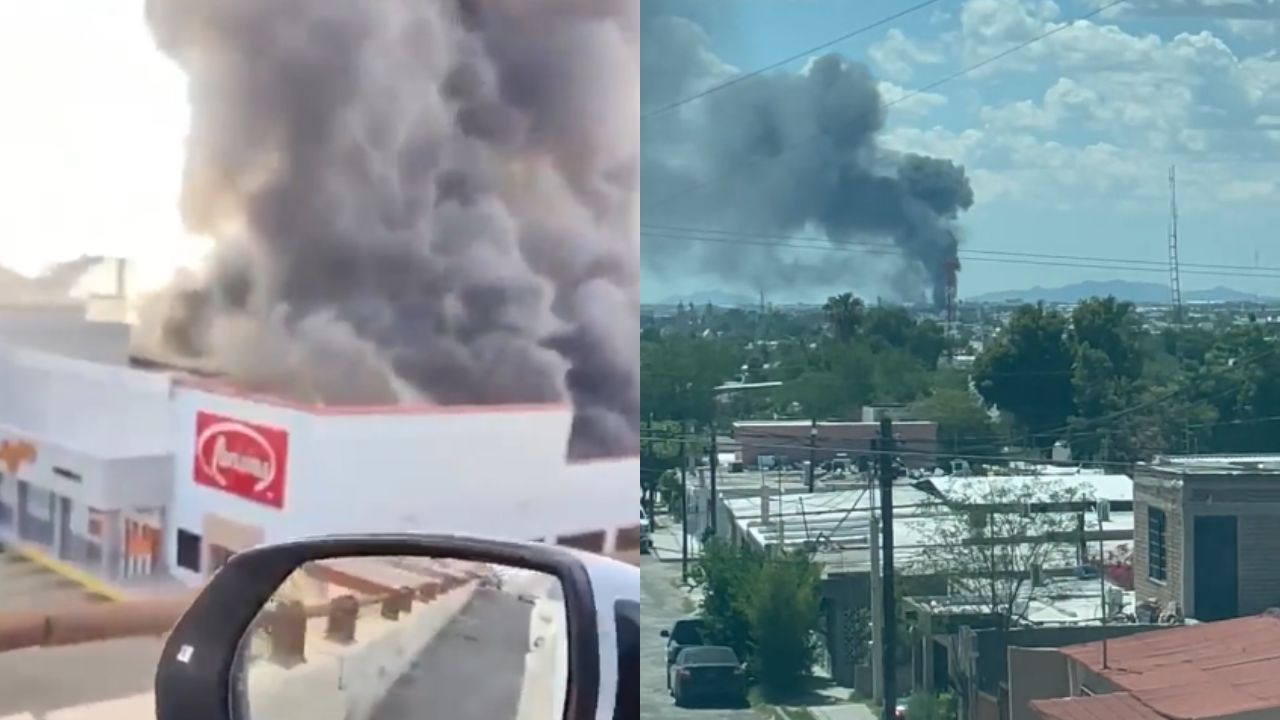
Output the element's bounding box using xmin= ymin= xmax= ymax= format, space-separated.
xmin=1168 ymin=166 xmax=1183 ymax=326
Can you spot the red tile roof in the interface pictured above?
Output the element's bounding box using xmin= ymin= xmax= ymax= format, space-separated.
xmin=1031 ymin=692 xmax=1166 ymax=720
xmin=1060 ymin=614 xmax=1280 ymax=719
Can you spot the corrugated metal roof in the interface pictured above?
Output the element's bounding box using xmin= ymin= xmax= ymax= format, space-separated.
xmin=1061 ymin=614 xmax=1280 ymax=718
xmin=1030 ymin=692 xmax=1165 ymax=720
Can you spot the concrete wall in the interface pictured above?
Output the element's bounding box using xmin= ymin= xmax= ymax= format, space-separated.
xmin=0 ymin=306 xmax=129 ymax=365
xmin=0 ymin=596 xmax=194 ymax=652
xmin=1007 ymin=647 xmax=1069 ymax=720
xmin=734 ymin=421 xmax=939 ymax=468
xmin=1133 ymin=475 xmax=1184 ymax=613
xmin=974 ymin=624 xmax=1165 ymax=698
xmin=0 ymin=345 xmax=172 ymax=459
xmin=245 ymin=584 xmax=477 ymax=720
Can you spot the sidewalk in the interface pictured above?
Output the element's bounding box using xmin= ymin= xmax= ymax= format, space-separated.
xmin=771 ymin=687 xmax=875 ymax=720
xmin=648 ymin=519 xmax=702 ymax=564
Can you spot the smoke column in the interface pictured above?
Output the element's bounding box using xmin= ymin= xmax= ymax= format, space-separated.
xmin=138 ymin=0 xmax=640 ymax=460
xmin=641 ymin=1 xmax=972 ymax=306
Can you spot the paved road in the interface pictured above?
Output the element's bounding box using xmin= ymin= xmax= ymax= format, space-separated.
xmin=642 ymin=555 xmax=756 ymax=720
xmin=0 ymin=547 xmax=105 ymax=612
xmin=369 ymin=587 xmax=534 ymax=720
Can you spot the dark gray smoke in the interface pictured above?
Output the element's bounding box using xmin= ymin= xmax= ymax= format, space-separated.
xmin=641 ymin=2 xmax=973 ymax=306
xmin=137 ymin=0 xmax=639 ymax=460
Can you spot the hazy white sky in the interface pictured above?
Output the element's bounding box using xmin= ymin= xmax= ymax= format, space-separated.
xmin=0 ymin=0 xmax=209 ymax=293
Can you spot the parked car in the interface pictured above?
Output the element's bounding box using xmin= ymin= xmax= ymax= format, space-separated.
xmin=660 ymin=617 xmax=706 ymax=675
xmin=668 ymin=645 xmax=747 ymax=708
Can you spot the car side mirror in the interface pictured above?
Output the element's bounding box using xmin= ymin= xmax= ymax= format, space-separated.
xmin=153 ymin=533 xmax=637 ymax=720
xmin=660 ymin=629 xmax=670 ymax=638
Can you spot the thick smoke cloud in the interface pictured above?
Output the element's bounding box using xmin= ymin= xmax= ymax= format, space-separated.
xmin=137 ymin=0 xmax=640 ymax=460
xmin=641 ymin=1 xmax=973 ymax=306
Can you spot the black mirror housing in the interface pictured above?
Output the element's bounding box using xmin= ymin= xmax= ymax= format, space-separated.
xmin=153 ymin=534 xmax=612 ymax=720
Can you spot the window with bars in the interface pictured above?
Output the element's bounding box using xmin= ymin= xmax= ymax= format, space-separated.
xmin=1148 ymin=507 xmax=1167 ymax=582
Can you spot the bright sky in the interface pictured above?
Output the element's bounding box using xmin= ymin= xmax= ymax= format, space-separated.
xmin=643 ymin=0 xmax=1280 ymax=302
xmin=0 ymin=0 xmax=210 ymax=294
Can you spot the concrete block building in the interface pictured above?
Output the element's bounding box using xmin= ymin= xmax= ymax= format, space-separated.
xmin=1133 ymin=455 xmax=1280 ymax=622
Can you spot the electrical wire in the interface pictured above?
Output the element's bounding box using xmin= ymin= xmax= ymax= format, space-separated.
xmin=643 ymin=223 xmax=1280 ymax=276
xmin=645 ymin=0 xmax=1131 ymax=212
xmin=641 ymin=227 xmax=1280 ymax=282
xmin=641 ymin=0 xmax=949 ymax=120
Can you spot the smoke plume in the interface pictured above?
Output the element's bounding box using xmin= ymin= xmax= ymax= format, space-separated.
xmin=138 ymin=0 xmax=640 ymax=460
xmin=641 ymin=1 xmax=972 ymax=306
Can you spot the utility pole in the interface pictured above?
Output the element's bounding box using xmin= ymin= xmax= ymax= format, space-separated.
xmin=680 ymin=421 xmax=690 ymax=582
xmin=807 ymin=419 xmax=818 ymax=493
xmin=643 ymin=414 xmax=653 ymax=517
xmin=709 ymin=429 xmax=719 ymax=536
xmin=878 ymin=417 xmax=898 ymax=720
xmin=869 ymin=511 xmax=883 ymax=707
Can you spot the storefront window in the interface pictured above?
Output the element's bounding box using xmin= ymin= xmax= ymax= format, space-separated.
xmin=18 ymin=483 xmax=55 ymax=547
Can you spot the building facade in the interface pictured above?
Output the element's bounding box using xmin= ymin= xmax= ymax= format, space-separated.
xmin=733 ymin=419 xmax=939 ymax=469
xmin=0 ymin=345 xmax=173 ymax=586
xmin=0 ymin=340 xmax=639 ymax=594
xmin=1133 ymin=456 xmax=1280 ymax=622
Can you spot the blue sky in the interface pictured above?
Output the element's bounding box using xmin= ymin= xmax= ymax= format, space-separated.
xmin=641 ymin=0 xmax=1280 ymax=303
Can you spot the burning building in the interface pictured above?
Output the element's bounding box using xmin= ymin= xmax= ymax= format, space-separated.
xmin=134 ymin=0 xmax=640 ymax=461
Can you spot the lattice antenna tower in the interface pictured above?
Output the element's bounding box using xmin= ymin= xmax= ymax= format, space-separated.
xmin=1168 ymin=165 xmax=1184 ymax=326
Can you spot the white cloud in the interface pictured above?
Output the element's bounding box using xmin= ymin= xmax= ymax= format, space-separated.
xmin=878 ymin=81 xmax=948 ymax=116
xmin=867 ymin=27 xmax=945 ymax=82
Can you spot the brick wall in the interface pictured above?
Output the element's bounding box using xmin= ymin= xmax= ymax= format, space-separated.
xmin=1133 ymin=480 xmax=1182 ymax=612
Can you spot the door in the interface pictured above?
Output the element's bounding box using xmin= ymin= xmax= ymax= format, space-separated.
xmin=1193 ymin=515 xmax=1239 ymax=621
xmin=208 ymin=544 xmax=235 ymax=572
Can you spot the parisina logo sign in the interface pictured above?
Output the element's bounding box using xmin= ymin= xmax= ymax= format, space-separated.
xmin=193 ymin=412 xmax=290 ymax=509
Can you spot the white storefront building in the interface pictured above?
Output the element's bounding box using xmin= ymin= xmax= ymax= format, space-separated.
xmin=0 ymin=306 xmax=637 ymax=592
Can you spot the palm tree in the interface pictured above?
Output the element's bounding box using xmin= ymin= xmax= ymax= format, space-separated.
xmin=822 ymin=293 xmax=864 ymax=343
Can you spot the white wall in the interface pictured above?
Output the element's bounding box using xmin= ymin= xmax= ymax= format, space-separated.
xmin=0 ymin=305 xmax=130 ymax=364
xmin=0 ymin=345 xmax=172 ymax=458
xmin=165 ymin=385 xmax=639 ymax=586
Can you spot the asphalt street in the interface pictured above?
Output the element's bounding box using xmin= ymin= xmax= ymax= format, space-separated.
xmin=641 ymin=555 xmax=757 ymax=720
xmin=369 ymin=587 xmax=534 ymax=720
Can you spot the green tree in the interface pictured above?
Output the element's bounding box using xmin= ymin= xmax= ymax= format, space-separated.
xmin=1068 ymin=296 xmax=1144 ymax=381
xmin=690 ymin=537 xmax=761 ymax=661
xmin=972 ymin=304 xmax=1074 ymax=447
xmin=918 ymin=476 xmax=1089 ymax=628
xmin=907 ymin=692 xmax=958 ymax=720
xmin=748 ymin=551 xmax=824 ymax=698
xmin=640 ymin=334 xmax=744 ymax=426
xmin=823 ymin=293 xmax=866 ymax=343
xmin=909 ymin=388 xmax=998 ymax=459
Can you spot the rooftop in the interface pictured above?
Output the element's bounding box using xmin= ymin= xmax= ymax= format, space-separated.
xmin=1030 ymin=692 xmax=1165 ymax=720
xmin=733 ymin=419 xmax=936 ymax=427
xmin=928 ymin=473 xmax=1134 ymax=504
xmin=1143 ymin=454 xmax=1280 ymax=475
xmin=1061 ymin=612 xmax=1280 ymax=719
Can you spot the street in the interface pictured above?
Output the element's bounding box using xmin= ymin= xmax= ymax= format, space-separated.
xmin=369 ymin=587 xmax=534 ymax=720
xmin=641 ymin=555 xmax=758 ymax=719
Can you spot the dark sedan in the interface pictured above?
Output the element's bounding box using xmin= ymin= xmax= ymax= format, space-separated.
xmin=668 ymin=645 xmax=748 ymax=708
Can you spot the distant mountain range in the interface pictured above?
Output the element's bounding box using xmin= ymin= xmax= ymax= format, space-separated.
xmin=647 ymin=281 xmax=1280 ymax=309
xmin=966 ymin=280 xmax=1277 ymax=305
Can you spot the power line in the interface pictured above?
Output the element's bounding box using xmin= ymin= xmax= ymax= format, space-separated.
xmin=645 ymin=0 xmax=1131 ymax=212
xmin=641 ymin=227 xmax=1280 ymax=281
xmin=641 ymin=0 xmax=949 ymax=120
xmin=643 ymin=223 xmax=1280 ymax=276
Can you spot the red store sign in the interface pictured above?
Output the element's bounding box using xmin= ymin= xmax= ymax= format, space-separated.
xmin=193 ymin=411 xmax=289 ymax=510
